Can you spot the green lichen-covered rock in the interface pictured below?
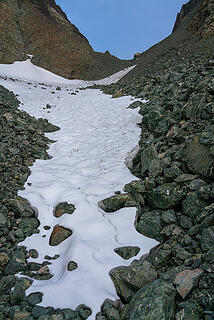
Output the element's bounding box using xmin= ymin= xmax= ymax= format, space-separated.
xmin=123 ymin=279 xmax=176 ymax=320
xmin=101 ymin=299 xmax=120 ymax=320
xmin=0 ymin=275 xmax=16 ymax=293
xmin=76 ymin=305 xmax=92 ymax=319
xmin=37 ymin=118 xmax=60 ymax=133
xmin=161 ymin=209 xmax=177 ymax=224
xmin=53 ymin=202 xmax=76 ymax=218
xmin=127 ymin=100 xmax=143 ymax=109
xmin=67 ymin=261 xmax=78 ymax=271
xmin=175 ymin=302 xmax=199 ymax=320
xmin=26 ymin=292 xmax=43 ymax=305
xmin=18 ymin=217 xmax=40 ymax=233
xmin=147 ymin=244 xmax=172 ymax=268
xmin=98 ymin=193 xmax=135 ymax=212
xmin=114 ymin=246 xmax=140 ymax=260
xmin=148 ymin=182 xmax=187 ymax=209
xmin=136 ymin=210 xmax=164 ymax=242
xmin=110 ymin=259 xmax=157 ymax=303
xmin=182 ymin=192 xmax=206 ymax=219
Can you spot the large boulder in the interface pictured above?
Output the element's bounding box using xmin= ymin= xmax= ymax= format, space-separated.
xmin=110 ymin=259 xmax=157 ymax=303
xmin=122 ymin=279 xmax=176 ymax=320
xmin=49 ymin=225 xmax=73 ymax=246
xmin=98 ymin=194 xmax=135 ymax=213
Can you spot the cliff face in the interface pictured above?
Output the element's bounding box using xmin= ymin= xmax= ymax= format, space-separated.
xmin=173 ymin=0 xmax=214 ymax=38
xmin=0 ymin=0 xmax=128 ymax=79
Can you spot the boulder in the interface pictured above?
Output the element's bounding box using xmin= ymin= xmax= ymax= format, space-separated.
xmin=53 ymin=202 xmax=76 ymax=218
xmin=110 ymin=259 xmax=157 ymax=303
xmin=136 ymin=210 xmax=164 ymax=242
xmin=148 ymin=182 xmax=187 ymax=209
xmin=114 ymin=246 xmax=140 ymax=260
xmin=174 ymin=269 xmax=204 ymax=298
xmin=122 ymin=279 xmax=176 ymax=320
xmin=49 ymin=225 xmax=73 ymax=246
xmin=184 ymin=137 xmax=214 ymax=178
xmin=11 ymin=278 xmax=32 ymax=305
xmin=101 ymin=299 xmax=120 ymax=320
xmin=98 ymin=194 xmax=135 ymax=213
xmin=140 ymin=146 xmax=158 ymax=177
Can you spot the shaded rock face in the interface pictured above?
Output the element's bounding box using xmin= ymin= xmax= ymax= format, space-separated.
xmin=172 ymin=0 xmax=202 ymax=32
xmin=0 ymin=0 xmax=94 ymax=79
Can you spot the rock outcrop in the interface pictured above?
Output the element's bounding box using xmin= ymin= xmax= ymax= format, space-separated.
xmin=173 ymin=0 xmax=214 ymax=39
xmin=0 ymin=0 xmax=129 ymax=79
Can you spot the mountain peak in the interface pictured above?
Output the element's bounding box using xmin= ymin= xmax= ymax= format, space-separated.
xmin=0 ymin=0 xmax=128 ymax=79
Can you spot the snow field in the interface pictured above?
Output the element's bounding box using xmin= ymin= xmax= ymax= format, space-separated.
xmin=0 ymin=61 xmax=158 ymax=319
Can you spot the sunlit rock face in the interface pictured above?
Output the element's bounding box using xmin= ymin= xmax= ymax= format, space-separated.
xmin=0 ymin=0 xmax=94 ymax=79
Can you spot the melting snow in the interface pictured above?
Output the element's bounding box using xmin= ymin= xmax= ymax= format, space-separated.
xmin=0 ymin=60 xmax=158 ymax=318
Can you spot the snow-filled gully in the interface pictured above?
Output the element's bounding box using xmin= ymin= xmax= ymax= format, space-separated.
xmin=0 ymin=61 xmax=158 ymax=319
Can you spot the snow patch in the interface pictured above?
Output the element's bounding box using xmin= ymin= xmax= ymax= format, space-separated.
xmin=0 ymin=63 xmax=157 ymax=319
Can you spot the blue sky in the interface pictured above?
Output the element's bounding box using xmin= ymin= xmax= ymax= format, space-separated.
xmin=56 ymin=0 xmax=189 ymax=59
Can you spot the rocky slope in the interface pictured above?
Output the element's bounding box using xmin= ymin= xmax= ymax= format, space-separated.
xmin=98 ymin=53 xmax=214 ymax=320
xmin=120 ymin=0 xmax=214 ymax=82
xmin=0 ymin=0 xmax=129 ymax=80
xmin=0 ymin=84 xmax=92 ymax=319
xmin=92 ymin=1 xmax=214 ymax=319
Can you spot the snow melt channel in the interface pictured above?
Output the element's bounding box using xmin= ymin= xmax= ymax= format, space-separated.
xmin=0 ymin=61 xmax=158 ymax=319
